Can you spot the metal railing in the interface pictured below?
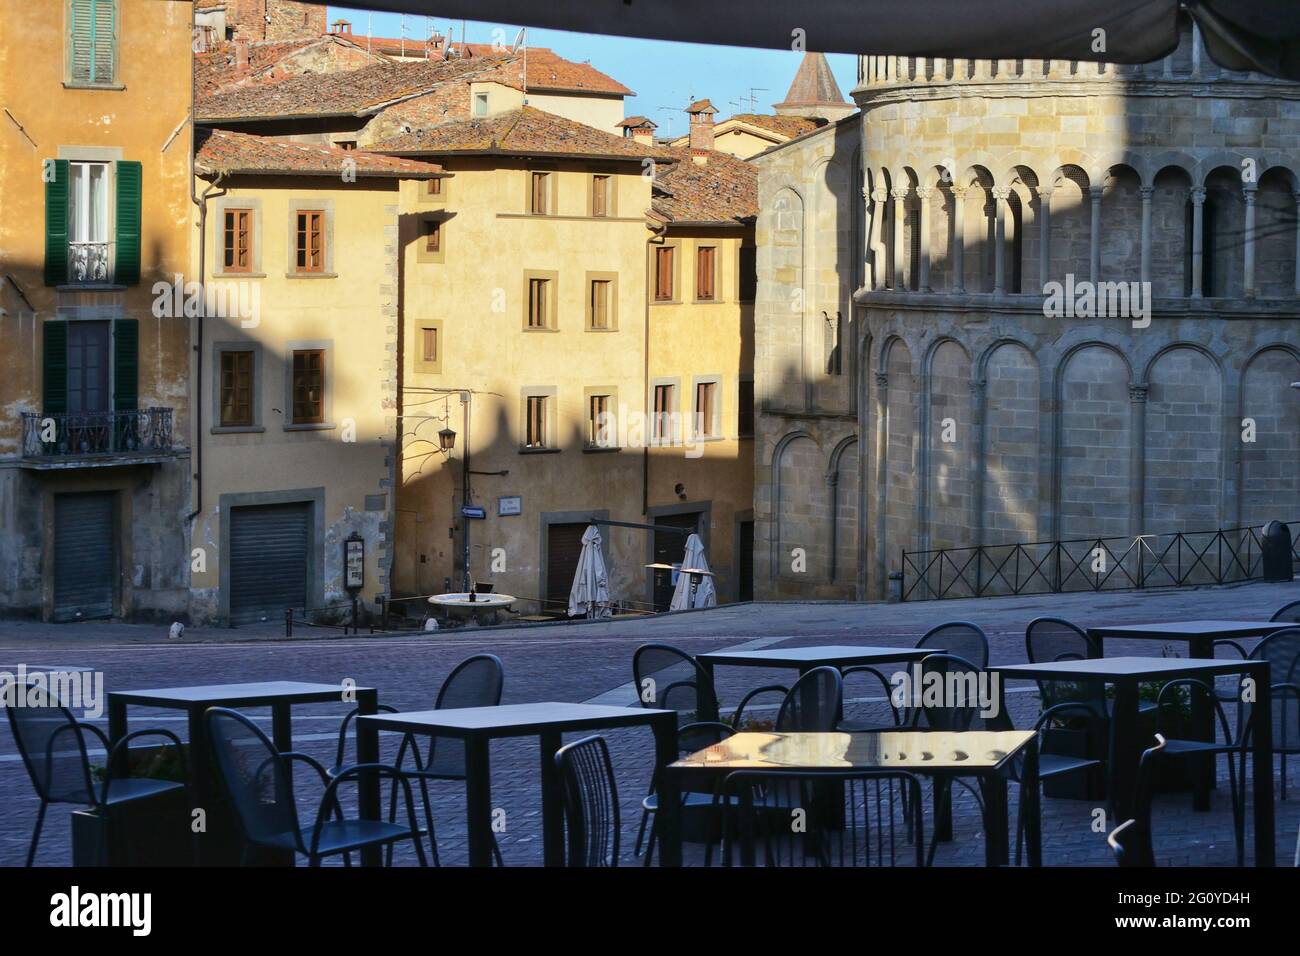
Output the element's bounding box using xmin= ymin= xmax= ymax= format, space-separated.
xmin=900 ymin=523 xmax=1300 ymax=601
xmin=68 ymin=240 xmax=111 ymax=283
xmin=21 ymin=407 xmax=174 ymax=459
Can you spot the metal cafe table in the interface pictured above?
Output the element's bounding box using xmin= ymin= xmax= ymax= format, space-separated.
xmin=660 ymin=729 xmax=1041 ymax=867
xmin=107 ymin=681 xmax=379 ymax=865
xmin=1085 ymin=621 xmax=1284 ymax=810
xmin=991 ymin=655 xmax=1276 ymax=866
xmin=356 ymin=701 xmax=677 ymax=866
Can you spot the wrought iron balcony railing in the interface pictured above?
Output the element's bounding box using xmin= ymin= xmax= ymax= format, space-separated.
xmin=21 ymin=408 xmax=174 ymax=459
xmin=68 ymin=241 xmax=111 ymax=284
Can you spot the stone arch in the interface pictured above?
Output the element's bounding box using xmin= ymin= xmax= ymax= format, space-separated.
xmin=1256 ymin=165 xmax=1298 ymax=298
xmin=981 ymin=339 xmax=1042 ymax=544
xmin=829 ymin=436 xmax=861 ymax=585
xmin=925 ymin=338 xmax=974 ymax=552
xmin=1201 ymin=165 xmax=1246 ymax=297
xmin=1150 ymin=164 xmax=1194 ymax=297
xmin=1047 ymin=164 xmax=1092 ymax=285
xmin=768 ymin=186 xmax=807 ymax=410
xmin=772 ymin=431 xmax=826 ymax=581
xmin=1100 ymin=163 xmax=1143 ymax=283
xmin=1240 ymin=346 xmax=1300 ymax=528
xmin=960 ymin=165 xmax=996 ymax=293
xmin=1056 ymin=343 xmax=1133 ymax=539
xmin=1005 ymin=164 xmax=1041 ymax=293
xmin=883 ymin=338 xmax=918 ymax=560
xmin=1143 ymin=346 xmax=1224 ymax=534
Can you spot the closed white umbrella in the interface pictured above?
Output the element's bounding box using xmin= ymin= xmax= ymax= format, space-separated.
xmin=669 ymin=533 xmax=717 ymax=611
xmin=568 ymin=525 xmax=612 ymax=619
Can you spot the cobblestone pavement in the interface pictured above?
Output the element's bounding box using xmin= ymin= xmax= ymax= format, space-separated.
xmin=2 ymin=579 xmax=1298 ymax=867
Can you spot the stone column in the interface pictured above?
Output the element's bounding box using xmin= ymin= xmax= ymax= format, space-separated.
xmin=1191 ymin=22 xmax=1202 ymax=79
xmin=1139 ymin=184 xmax=1154 ymax=286
xmin=869 ymin=187 xmax=888 ymax=290
xmin=1243 ymin=183 xmax=1257 ymax=299
xmin=1129 ymin=384 xmax=1148 ymax=539
xmin=1190 ymin=186 xmax=1205 ymax=298
xmin=873 ymin=372 xmax=890 ymax=598
xmin=1036 ymin=186 xmax=1052 ymax=290
xmin=916 ymin=186 xmax=933 ymax=292
xmin=951 ymin=185 xmax=967 ymax=294
xmin=970 ymin=379 xmax=987 ymax=562
xmin=1089 ymin=185 xmax=1103 ymax=284
xmin=891 ymin=187 xmax=909 ymax=290
xmin=993 ymin=186 xmax=1009 ymax=294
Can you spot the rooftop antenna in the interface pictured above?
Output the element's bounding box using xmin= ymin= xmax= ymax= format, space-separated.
xmin=656 ymin=105 xmax=681 ymax=137
xmin=366 ymin=13 xmax=372 ymax=55
xmin=401 ymin=14 xmax=407 ymax=58
xmin=732 ymin=87 xmax=768 ymax=113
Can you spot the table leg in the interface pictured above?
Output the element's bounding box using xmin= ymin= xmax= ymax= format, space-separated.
xmin=1109 ymin=680 xmax=1140 ymax=823
xmin=464 ymin=735 xmax=494 ymax=867
xmin=652 ymin=714 xmax=681 ymax=866
xmin=107 ymin=698 xmax=128 ymax=777
xmin=1021 ymin=735 xmax=1041 ymax=867
xmin=271 ymin=704 xmax=292 ymax=752
xmin=1188 ymin=636 xmax=1215 ymax=810
xmin=980 ymin=774 xmax=1009 ymax=867
xmin=1251 ymin=667 xmax=1275 ymax=866
xmin=186 ymin=705 xmax=218 ymax=867
xmin=355 ymin=690 xmax=380 ymax=867
xmin=539 ymin=729 xmax=565 ymax=867
xmin=933 ymin=779 xmax=954 ymax=842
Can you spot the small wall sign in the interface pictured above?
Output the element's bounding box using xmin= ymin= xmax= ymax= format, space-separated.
xmin=498 ymin=495 xmax=522 ymax=516
xmin=461 ymin=505 xmax=487 ymax=520
xmin=344 ymin=535 xmax=364 ymax=590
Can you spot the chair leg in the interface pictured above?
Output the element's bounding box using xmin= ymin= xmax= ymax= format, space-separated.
xmin=634 ymin=805 xmax=652 ymax=856
xmin=1224 ymin=752 xmax=1244 ymax=867
xmin=25 ymin=801 xmax=47 ymax=867
xmin=926 ymin=780 xmax=949 ymax=867
xmin=491 ymin=834 xmax=504 ymax=867
xmin=416 ymin=776 xmax=440 ymax=867
xmin=643 ymin=815 xmax=659 ymax=867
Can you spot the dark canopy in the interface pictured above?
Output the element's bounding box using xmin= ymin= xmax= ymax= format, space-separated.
xmin=340 ymin=0 xmax=1300 ymax=80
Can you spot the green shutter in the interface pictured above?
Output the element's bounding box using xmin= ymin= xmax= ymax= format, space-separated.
xmin=44 ymin=159 xmax=70 ymax=286
xmin=115 ymin=159 xmax=141 ymax=285
xmin=43 ymin=321 xmax=69 ymax=414
xmin=92 ymin=0 xmax=116 ymax=85
xmin=68 ymin=0 xmax=92 ymax=82
xmin=113 ymin=318 xmax=138 ymax=412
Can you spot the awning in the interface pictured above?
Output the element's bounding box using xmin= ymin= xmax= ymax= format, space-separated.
xmin=328 ymin=1 xmax=1300 ymax=80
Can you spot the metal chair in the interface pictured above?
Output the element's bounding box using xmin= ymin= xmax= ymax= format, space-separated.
xmin=332 ymin=653 xmax=504 ymax=865
xmin=776 ymin=666 xmax=844 ymax=732
xmin=555 ymin=735 xmax=620 ymax=867
xmin=1271 ymin=600 xmax=1300 ymax=624
xmin=5 ymin=682 xmax=190 ymax=867
xmin=919 ymin=621 xmax=989 ymax=669
xmin=719 ymin=769 xmax=925 ymax=867
xmin=1107 ymin=735 xmax=1167 ymax=867
xmin=1238 ymin=627 xmax=1300 ymax=801
xmin=206 ymin=706 xmax=427 ymax=866
xmin=837 ymin=663 xmax=902 ymax=732
xmin=1025 ymin=616 xmax=1105 ymax=709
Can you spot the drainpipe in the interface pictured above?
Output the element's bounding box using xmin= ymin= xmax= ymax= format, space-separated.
xmin=187 ymin=170 xmax=225 ymax=523
xmin=645 ymin=220 xmax=667 ymax=515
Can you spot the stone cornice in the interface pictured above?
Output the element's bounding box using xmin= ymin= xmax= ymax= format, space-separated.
xmin=855 ymin=289 xmax=1300 ymax=321
xmin=854 ymin=78 xmax=1300 ymax=110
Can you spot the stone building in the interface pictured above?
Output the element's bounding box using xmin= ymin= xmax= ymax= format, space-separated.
xmin=754 ymin=21 xmax=1300 ymax=601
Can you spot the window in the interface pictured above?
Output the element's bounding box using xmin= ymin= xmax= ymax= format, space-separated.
xmin=295 ymin=210 xmax=325 ymax=273
xmin=654 ymin=246 xmax=674 ymax=301
xmin=738 ymin=245 xmax=757 ymax=302
xmin=587 ymin=393 xmax=614 ymax=447
xmin=423 ymin=219 xmax=441 ymax=253
xmin=528 ymin=277 xmax=550 ymax=329
xmin=738 ymin=378 xmax=754 ymax=437
xmin=336 ymin=140 xmax=357 ymax=151
xmin=525 ymin=395 xmax=548 ymax=448
xmin=67 ymin=0 xmax=117 ymax=86
xmin=592 ymin=175 xmax=610 ymax=217
xmin=425 ymin=176 xmax=443 ymax=197
xmin=219 ymin=350 xmax=254 ymax=427
xmin=420 ymin=326 xmax=438 ymax=364
xmin=473 ymin=92 xmax=489 ymax=117
xmin=414 ymin=321 xmax=443 ymax=373
xmin=530 ymin=172 xmax=550 ymax=215
xmin=291 ymin=349 xmax=325 ymax=424
xmin=653 ymin=383 xmax=676 ymax=443
xmin=696 ymin=245 xmax=717 ymax=300
xmin=68 ymin=161 xmax=109 ymax=283
xmin=588 ymin=278 xmax=611 ymax=330
xmin=695 ymin=380 xmax=718 ymax=439
xmin=223 ymin=208 xmax=252 ymax=273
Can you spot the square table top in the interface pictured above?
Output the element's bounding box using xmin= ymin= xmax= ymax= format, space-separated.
xmin=670 ymin=730 xmax=1034 ymax=774
xmin=108 ymin=681 xmax=371 ymax=708
xmin=697 ymin=644 xmax=934 ymax=668
xmin=1086 ymin=620 xmax=1284 ymax=639
xmin=357 ymin=701 xmax=674 ymax=738
xmin=991 ymin=655 xmax=1265 ymax=681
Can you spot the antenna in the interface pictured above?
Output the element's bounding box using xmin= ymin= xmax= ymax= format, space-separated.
xmin=400 ymin=14 xmax=406 ymax=58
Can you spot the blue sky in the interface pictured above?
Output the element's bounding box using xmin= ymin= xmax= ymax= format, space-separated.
xmin=329 ymin=6 xmax=857 ymax=139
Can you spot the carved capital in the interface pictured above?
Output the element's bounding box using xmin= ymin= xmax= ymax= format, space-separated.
xmin=875 ymin=372 xmax=889 ymax=390
xmin=991 ymin=186 xmax=1011 ymax=201
xmin=871 ymin=187 xmax=888 ymax=203
xmin=890 ymin=187 xmax=910 ymax=201
xmin=1129 ymin=384 xmax=1149 ymax=403
xmin=915 ymin=186 xmax=934 ymax=202
xmin=1139 ymin=185 xmax=1155 ymax=201
xmin=1189 ymin=185 xmax=1206 ymax=205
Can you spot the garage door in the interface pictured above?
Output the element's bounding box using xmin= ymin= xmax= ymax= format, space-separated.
xmin=229 ymin=502 xmax=310 ymax=624
xmin=53 ymin=492 xmax=116 ymax=621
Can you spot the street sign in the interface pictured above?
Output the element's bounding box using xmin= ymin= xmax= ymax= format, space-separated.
xmin=498 ymin=495 xmax=522 ymax=516
xmin=461 ymin=505 xmax=487 ymax=519
xmin=344 ymin=535 xmax=364 ymax=590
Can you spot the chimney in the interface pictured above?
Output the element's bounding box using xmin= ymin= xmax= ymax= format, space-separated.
xmin=633 ymin=127 xmax=655 ymax=145
xmin=686 ymin=98 xmax=717 ymax=154
xmin=234 ymin=38 xmax=250 ymax=69
xmin=690 ymin=148 xmax=709 ymax=166
xmin=330 ymin=19 xmax=352 ymax=36
xmin=617 ymin=116 xmax=658 ymax=145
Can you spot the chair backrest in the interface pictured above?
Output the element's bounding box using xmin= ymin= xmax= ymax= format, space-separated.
xmin=4 ymin=682 xmax=95 ymax=803
xmin=1154 ymin=678 xmax=1234 ymax=745
xmin=1248 ymin=627 xmax=1300 ymax=753
xmin=1270 ymin=600 xmax=1300 ymax=624
xmin=204 ymin=706 xmax=302 ymax=852
xmin=554 ymin=735 xmax=620 ymax=867
xmin=721 ymin=770 xmax=925 ymax=867
xmin=776 ymin=666 xmax=843 ymax=732
xmin=435 ymin=653 xmax=505 ymax=710
xmin=917 ymin=621 xmax=989 ymax=669
xmin=914 ymin=653 xmax=988 ymax=731
xmin=1109 ymin=735 xmax=1165 ymax=867
xmin=631 ymin=643 xmax=719 ymax=724
xmin=1024 ymin=616 xmax=1105 ymax=713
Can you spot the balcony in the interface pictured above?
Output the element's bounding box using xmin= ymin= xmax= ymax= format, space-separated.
xmin=68 ymin=241 xmax=111 ymax=284
xmin=20 ymin=408 xmax=177 ymax=469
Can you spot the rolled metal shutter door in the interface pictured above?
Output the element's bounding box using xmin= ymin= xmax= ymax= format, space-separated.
xmin=229 ymin=502 xmax=310 ymax=624
xmin=53 ymin=492 xmax=116 ymax=621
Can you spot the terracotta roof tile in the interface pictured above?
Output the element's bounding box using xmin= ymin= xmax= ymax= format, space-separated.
xmin=651 ymin=148 xmax=758 ymax=225
xmin=372 ymin=106 xmax=676 ymax=161
xmin=776 ymin=51 xmax=852 ymax=108
xmin=194 ymin=128 xmax=444 ymax=178
xmin=726 ymin=113 xmax=826 ymax=138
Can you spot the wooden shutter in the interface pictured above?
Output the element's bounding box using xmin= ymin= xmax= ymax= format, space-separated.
xmin=45 ymin=159 xmax=71 ymax=286
xmin=592 ymin=175 xmax=608 ymax=216
xmin=113 ymin=318 xmax=138 ymax=412
xmin=43 ymin=321 xmax=69 ymax=414
xmin=696 ymin=246 xmax=716 ymax=299
xmin=114 ymin=160 xmax=141 ymax=285
xmin=91 ymin=0 xmax=116 ymax=84
xmin=655 ymin=246 xmax=673 ymax=300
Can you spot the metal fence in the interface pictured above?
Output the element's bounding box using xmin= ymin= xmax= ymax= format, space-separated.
xmin=21 ymin=407 xmax=174 ymax=458
xmin=900 ymin=523 xmax=1300 ymax=601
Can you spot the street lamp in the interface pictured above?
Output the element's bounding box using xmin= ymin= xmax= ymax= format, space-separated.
xmin=438 ymin=427 xmax=456 ymax=453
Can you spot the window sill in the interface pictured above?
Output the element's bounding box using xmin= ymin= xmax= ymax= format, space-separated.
xmin=284 ymin=422 xmax=336 ymax=431
xmin=693 ymin=298 xmax=724 ymax=305
xmin=211 ymin=425 xmax=266 ymax=435
xmin=693 ymin=435 xmax=724 ymax=444
xmin=63 ymin=82 xmax=126 ymax=91
xmin=585 ymin=327 xmax=619 ymax=333
xmin=522 ymin=326 xmax=559 ymax=333
xmin=582 ymin=445 xmax=621 ymax=454
xmin=56 ymin=283 xmax=128 ymax=292
xmin=518 ymin=446 xmax=561 ymax=455
xmin=285 ymin=272 xmax=338 ymax=279
xmin=651 ymin=299 xmax=682 ymax=306
xmin=213 ymin=271 xmax=267 ymax=279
